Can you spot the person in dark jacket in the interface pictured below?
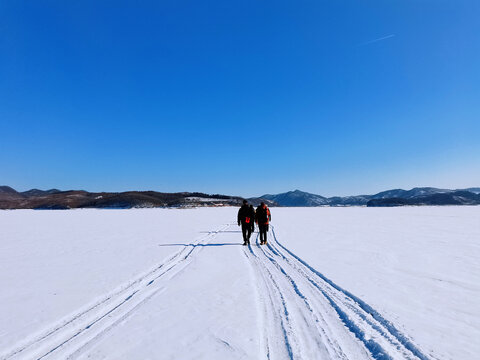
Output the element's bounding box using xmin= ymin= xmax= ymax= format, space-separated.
xmin=238 ymin=200 xmax=255 ymax=245
xmin=249 ymin=205 xmax=256 ymax=234
xmin=255 ymin=202 xmax=271 ymax=245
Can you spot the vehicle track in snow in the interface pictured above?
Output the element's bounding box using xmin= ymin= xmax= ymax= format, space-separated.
xmin=244 ymin=226 xmax=434 ymax=360
xmin=1 ymin=223 xmax=230 ymax=360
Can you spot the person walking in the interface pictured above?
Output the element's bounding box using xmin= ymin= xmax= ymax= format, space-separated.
xmin=249 ymin=204 xmax=256 ymax=234
xmin=238 ymin=200 xmax=255 ymax=245
xmin=255 ymin=202 xmax=271 ymax=245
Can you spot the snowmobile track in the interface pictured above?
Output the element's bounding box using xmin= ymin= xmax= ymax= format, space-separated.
xmin=1 ymin=223 xmax=230 ymax=360
xmin=243 ymin=226 xmax=433 ymax=360
xmin=3 ymin=222 xmax=435 ymax=360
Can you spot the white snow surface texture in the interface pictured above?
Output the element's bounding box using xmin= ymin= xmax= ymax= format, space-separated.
xmin=0 ymin=207 xmax=478 ymax=360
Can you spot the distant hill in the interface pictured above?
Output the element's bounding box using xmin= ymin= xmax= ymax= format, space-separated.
xmin=371 ymin=187 xmax=452 ymax=199
xmin=2 ymin=186 xmax=479 ymax=209
xmin=0 ymin=186 xmax=25 ymax=201
xmin=464 ymin=187 xmax=480 ymax=194
xmin=367 ymin=191 xmax=480 ymax=207
xmin=0 ymin=187 xmax=258 ymax=209
xmin=260 ymin=190 xmax=329 ymax=207
xmin=0 ymin=185 xmax=17 ymax=193
xmin=21 ymin=188 xmax=61 ymax=197
xmin=259 ymin=188 xmax=480 ymax=207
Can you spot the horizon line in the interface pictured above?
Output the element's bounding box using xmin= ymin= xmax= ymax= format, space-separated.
xmin=2 ymin=184 xmax=479 ymax=199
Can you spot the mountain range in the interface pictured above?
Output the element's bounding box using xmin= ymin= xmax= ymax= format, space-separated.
xmin=0 ymin=186 xmax=249 ymax=209
xmin=1 ymin=186 xmax=479 ymax=209
xmin=259 ymin=188 xmax=480 ymax=207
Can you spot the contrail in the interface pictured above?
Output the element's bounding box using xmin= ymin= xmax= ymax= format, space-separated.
xmin=358 ymin=34 xmax=395 ymax=47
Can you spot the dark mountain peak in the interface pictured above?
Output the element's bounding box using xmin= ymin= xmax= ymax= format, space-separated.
xmin=0 ymin=185 xmax=18 ymax=194
xmin=0 ymin=186 xmax=25 ymax=202
xmin=260 ymin=189 xmax=328 ymax=207
xmin=372 ymin=187 xmax=451 ymax=199
xmin=463 ymin=187 xmax=480 ymax=194
xmin=22 ymin=188 xmax=61 ymax=197
xmin=279 ymin=189 xmax=323 ymax=197
xmin=372 ymin=188 xmax=406 ymax=199
xmin=407 ymin=187 xmax=450 ymax=195
xmin=285 ymin=189 xmax=306 ymax=196
xmin=47 ymin=188 xmax=61 ymax=193
xmin=289 ymin=189 xmax=323 ymax=197
xmin=367 ymin=190 xmax=480 ymax=207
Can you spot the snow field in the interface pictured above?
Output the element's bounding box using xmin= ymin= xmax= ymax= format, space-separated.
xmin=0 ymin=206 xmax=478 ymax=359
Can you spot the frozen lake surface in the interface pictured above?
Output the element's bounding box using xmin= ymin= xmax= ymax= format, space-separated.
xmin=0 ymin=206 xmax=478 ymax=359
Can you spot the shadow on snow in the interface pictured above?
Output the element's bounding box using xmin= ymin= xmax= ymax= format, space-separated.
xmin=158 ymin=243 xmax=242 ymax=247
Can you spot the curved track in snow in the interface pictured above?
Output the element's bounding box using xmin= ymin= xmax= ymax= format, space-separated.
xmin=2 ymin=222 xmax=434 ymax=360
xmin=243 ymin=226 xmax=433 ymax=360
xmin=1 ymin=224 xmax=230 ymax=360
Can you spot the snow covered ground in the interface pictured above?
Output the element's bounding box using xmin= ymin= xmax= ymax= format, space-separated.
xmin=0 ymin=207 xmax=478 ymax=359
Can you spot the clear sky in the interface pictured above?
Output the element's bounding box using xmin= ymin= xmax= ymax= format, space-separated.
xmin=1 ymin=1 xmax=479 ymax=197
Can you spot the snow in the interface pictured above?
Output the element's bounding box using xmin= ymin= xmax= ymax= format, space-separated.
xmin=184 ymin=197 xmax=227 ymax=202
xmin=0 ymin=207 xmax=478 ymax=360
xmin=272 ymin=206 xmax=480 ymax=360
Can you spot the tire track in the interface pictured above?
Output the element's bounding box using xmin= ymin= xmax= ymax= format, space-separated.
xmin=268 ymin=226 xmax=432 ymax=360
xmin=256 ymin=236 xmax=365 ymax=359
xmin=244 ymin=234 xmax=296 ymax=360
xmin=2 ymin=223 xmax=230 ymax=360
xmin=244 ymin=226 xmax=433 ymax=360
xmin=257 ymin=242 xmax=356 ymax=360
xmin=245 ymin=233 xmax=346 ymax=359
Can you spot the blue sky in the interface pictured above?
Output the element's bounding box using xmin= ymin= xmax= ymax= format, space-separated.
xmin=1 ymin=1 xmax=479 ymax=197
